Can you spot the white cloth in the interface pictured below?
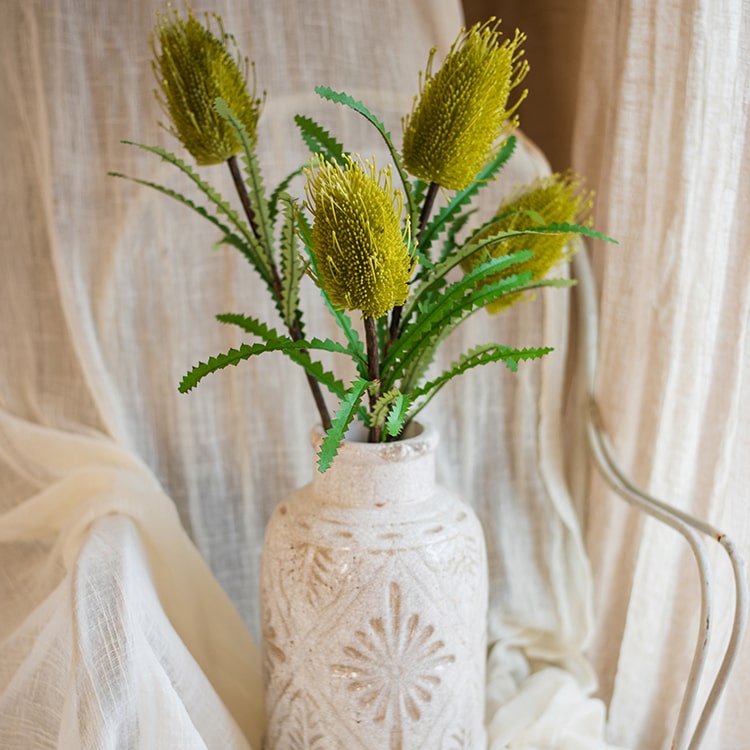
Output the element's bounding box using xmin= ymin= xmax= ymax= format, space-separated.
xmin=1 ymin=1 xmax=636 ymax=748
xmin=467 ymin=0 xmax=750 ymax=746
xmin=572 ymin=2 xmax=750 ymax=748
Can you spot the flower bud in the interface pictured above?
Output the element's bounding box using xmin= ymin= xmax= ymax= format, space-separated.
xmin=402 ymin=19 xmax=528 ymax=190
xmin=152 ymin=6 xmax=262 ymax=165
xmin=304 ymin=156 xmax=414 ymax=319
xmin=463 ymin=172 xmax=593 ymax=313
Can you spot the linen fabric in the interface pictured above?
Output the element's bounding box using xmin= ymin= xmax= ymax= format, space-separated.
xmin=464 ymin=1 xmax=750 ymax=747
xmin=5 ymin=0 xmax=743 ymax=748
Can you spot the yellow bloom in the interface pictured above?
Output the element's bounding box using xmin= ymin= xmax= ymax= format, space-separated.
xmin=402 ymin=19 xmax=528 ymax=190
xmin=304 ymin=156 xmax=414 ymax=319
xmin=152 ymin=6 xmax=262 ymax=165
xmin=462 ymin=172 xmax=593 ymax=313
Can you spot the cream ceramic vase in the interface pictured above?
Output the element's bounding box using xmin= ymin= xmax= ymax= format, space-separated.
xmin=260 ymin=423 xmax=488 ymax=749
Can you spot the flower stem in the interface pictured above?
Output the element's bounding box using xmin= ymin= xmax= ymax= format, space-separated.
xmin=226 ymin=157 xmax=332 ymax=430
xmin=388 ymin=181 xmax=439 ymax=344
xmin=227 ymin=155 xmax=260 ymax=240
xmin=364 ymin=316 xmax=382 ymax=442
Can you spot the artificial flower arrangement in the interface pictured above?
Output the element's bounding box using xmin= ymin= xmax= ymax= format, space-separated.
xmin=113 ymin=7 xmax=614 ymax=471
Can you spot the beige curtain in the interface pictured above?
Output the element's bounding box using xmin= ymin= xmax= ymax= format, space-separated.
xmin=467 ymin=1 xmax=750 ymax=748
xmin=0 ymin=1 xmax=617 ymax=747
xmin=1 ymin=0 xmax=747 ymax=748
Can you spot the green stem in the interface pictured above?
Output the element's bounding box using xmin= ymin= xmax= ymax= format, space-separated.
xmin=226 ymin=156 xmax=332 ymax=430
xmin=364 ymin=316 xmax=382 ymax=442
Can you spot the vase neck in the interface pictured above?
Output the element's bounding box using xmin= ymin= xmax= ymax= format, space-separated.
xmin=310 ymin=423 xmax=438 ymax=508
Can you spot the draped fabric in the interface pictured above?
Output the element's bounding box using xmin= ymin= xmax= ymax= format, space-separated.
xmin=465 ymin=1 xmax=750 ymax=748
xmin=2 ymin=0 xmax=745 ymax=748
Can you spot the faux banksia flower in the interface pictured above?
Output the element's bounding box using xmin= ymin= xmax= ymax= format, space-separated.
xmin=304 ymin=156 xmax=414 ymax=319
xmin=463 ymin=172 xmax=593 ymax=313
xmin=152 ymin=6 xmax=262 ymax=165
xmin=402 ymin=19 xmax=528 ymax=190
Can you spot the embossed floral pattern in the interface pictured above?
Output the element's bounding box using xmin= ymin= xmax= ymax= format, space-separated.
xmin=332 ymin=582 xmax=455 ymax=748
xmin=278 ymin=690 xmax=328 ymax=750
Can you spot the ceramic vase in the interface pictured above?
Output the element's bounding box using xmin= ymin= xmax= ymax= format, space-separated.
xmin=260 ymin=422 xmax=488 ymax=749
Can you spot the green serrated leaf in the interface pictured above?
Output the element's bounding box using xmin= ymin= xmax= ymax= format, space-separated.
xmin=384 ymin=262 xmax=553 ymax=390
xmin=213 ymin=98 xmax=276 ymax=275
xmin=420 ymin=136 xmax=517 ymax=255
xmin=436 ymin=208 xmax=477 ymax=266
xmin=268 ymin=166 xmax=305 ymax=225
xmin=314 ymin=85 xmax=416 ymax=224
xmin=412 ymin=178 xmax=430 ymax=209
xmin=386 ymin=392 xmax=410 ymax=437
xmin=181 ymin=316 xmax=355 ymax=398
xmin=406 ymin=343 xmax=554 ymax=421
xmin=535 ymin=221 xmax=618 ymax=244
xmin=117 ymin=141 xmax=272 ymax=287
xmin=399 ymin=244 xmax=535 ymax=337
xmin=279 ymin=195 xmax=304 ymax=331
xmin=179 ymin=344 xmax=257 ymax=393
xmin=216 ymin=313 xmax=358 ymax=360
xmin=294 ymin=114 xmax=348 ymax=165
xmin=110 ymin=171 xmax=234 ymax=237
xmin=318 ymin=377 xmax=370 ymax=472
xmin=370 ymin=388 xmax=402 ymax=430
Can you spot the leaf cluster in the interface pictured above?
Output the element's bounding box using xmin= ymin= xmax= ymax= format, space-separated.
xmin=113 ymin=80 xmax=615 ymax=472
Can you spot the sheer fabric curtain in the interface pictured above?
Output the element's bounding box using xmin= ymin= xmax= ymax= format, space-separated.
xmin=6 ymin=0 xmax=745 ymax=749
xmin=466 ymin=0 xmax=750 ymax=748
xmin=1 ymin=1 xmax=614 ymax=747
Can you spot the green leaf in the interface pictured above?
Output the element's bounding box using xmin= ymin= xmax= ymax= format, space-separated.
xmin=320 ymin=294 xmax=369 ymax=378
xmin=420 ymin=135 xmax=517 ymax=256
xmin=436 ymin=208 xmax=477 ymax=267
xmin=109 ymin=171 xmax=235 ymax=238
xmin=385 ymin=392 xmax=410 ymax=437
xmin=268 ymin=166 xmax=305 ymax=225
xmin=385 ymin=261 xmax=556 ymax=389
xmin=217 ymin=313 xmax=357 ymax=359
xmin=369 ymin=387 xmax=411 ymax=437
xmin=117 ymin=141 xmax=272 ymax=287
xmin=294 ymin=114 xmax=348 ymax=165
xmin=400 ymin=243 xmax=535 ymax=330
xmin=317 ymin=377 xmax=370 ymax=472
xmin=534 ymin=221 xmax=618 ymax=244
xmin=278 ymin=195 xmax=304 ymax=331
xmin=314 ymin=85 xmax=416 ymax=225
xmin=411 ymin=178 xmax=430 ymax=210
xmin=180 ymin=319 xmax=355 ymax=397
xmin=406 ymin=344 xmax=554 ymax=421
xmin=395 ymin=252 xmax=535 ymax=389
xmin=213 ymin=98 xmax=276 ymax=275
xmin=179 ymin=343 xmax=259 ymax=393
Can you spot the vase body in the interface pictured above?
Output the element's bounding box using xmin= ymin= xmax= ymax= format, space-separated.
xmin=260 ymin=423 xmax=488 ymax=749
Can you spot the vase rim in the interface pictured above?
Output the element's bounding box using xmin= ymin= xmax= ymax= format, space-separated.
xmin=309 ymin=420 xmax=439 ymax=466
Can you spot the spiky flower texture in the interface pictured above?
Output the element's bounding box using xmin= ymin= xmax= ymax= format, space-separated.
xmin=117 ymin=11 xmax=615 ymax=465
xmin=305 ymin=157 xmax=414 ymax=319
xmin=402 ymin=19 xmax=529 ymax=190
xmin=462 ymin=172 xmax=593 ymax=313
xmin=152 ymin=6 xmax=262 ymax=165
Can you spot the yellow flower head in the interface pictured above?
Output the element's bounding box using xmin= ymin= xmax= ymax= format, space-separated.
xmin=463 ymin=171 xmax=593 ymax=313
xmin=152 ymin=6 xmax=263 ymax=165
xmin=402 ymin=19 xmax=528 ymax=190
xmin=304 ymin=156 xmax=414 ymax=319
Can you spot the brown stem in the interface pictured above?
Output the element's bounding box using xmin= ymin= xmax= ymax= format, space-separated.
xmin=388 ymin=181 xmax=440 ymax=344
xmin=225 ymin=157 xmax=332 ymax=430
xmin=417 ymin=181 xmax=440 ymax=239
xmin=364 ymin=316 xmax=382 ymax=443
xmin=227 ymin=155 xmax=260 ymax=240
